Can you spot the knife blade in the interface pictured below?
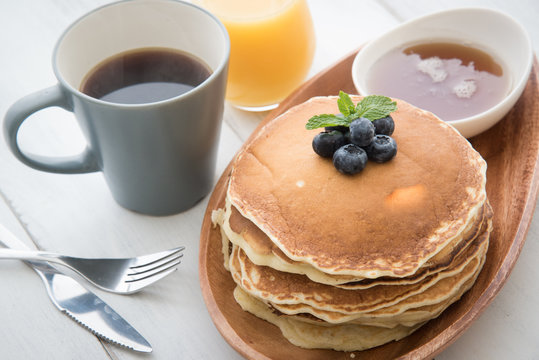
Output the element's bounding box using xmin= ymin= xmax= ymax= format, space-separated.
xmin=0 ymin=224 xmax=152 ymax=353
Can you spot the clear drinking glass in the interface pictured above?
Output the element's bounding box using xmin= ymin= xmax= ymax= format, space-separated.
xmin=195 ymin=0 xmax=315 ymax=111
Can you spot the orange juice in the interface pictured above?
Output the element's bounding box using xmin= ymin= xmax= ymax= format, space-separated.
xmin=196 ymin=0 xmax=315 ymax=110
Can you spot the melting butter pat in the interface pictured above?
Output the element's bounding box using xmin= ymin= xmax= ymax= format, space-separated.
xmin=385 ymin=184 xmax=427 ymax=209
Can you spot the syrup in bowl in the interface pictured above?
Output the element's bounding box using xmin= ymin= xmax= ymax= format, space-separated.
xmin=351 ymin=8 xmax=533 ymax=138
xmin=366 ymin=42 xmax=511 ymax=121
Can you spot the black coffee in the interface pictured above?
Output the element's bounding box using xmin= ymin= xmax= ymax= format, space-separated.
xmin=81 ymin=47 xmax=212 ymax=104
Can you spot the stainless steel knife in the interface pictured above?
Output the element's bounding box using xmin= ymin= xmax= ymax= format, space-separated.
xmin=0 ymin=224 xmax=152 ymax=353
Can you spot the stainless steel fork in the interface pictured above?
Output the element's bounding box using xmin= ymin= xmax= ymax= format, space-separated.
xmin=0 ymin=229 xmax=184 ymax=294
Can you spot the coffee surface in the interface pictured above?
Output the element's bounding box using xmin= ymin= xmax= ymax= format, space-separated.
xmin=81 ymin=47 xmax=211 ymax=104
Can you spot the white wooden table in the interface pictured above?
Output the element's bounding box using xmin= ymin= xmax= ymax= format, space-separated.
xmin=1 ymin=1 xmax=538 ymax=359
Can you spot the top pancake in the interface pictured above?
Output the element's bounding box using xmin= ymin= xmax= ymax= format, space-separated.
xmin=228 ymin=96 xmax=487 ymax=278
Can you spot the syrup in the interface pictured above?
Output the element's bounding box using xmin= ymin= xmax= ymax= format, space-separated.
xmin=366 ymin=42 xmax=511 ymax=121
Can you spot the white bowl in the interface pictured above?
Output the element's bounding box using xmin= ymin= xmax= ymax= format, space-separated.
xmin=352 ymin=8 xmax=533 ymax=138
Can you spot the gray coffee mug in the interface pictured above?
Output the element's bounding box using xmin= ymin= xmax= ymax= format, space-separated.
xmin=4 ymin=0 xmax=229 ymax=216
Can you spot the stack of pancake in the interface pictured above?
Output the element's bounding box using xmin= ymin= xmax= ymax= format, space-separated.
xmin=212 ymin=96 xmax=492 ymax=351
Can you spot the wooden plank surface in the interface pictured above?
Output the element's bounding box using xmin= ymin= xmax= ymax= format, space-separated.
xmin=0 ymin=0 xmax=538 ymax=359
xmin=0 ymin=1 xmax=398 ymax=359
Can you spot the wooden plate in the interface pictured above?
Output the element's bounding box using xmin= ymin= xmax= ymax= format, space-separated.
xmin=199 ymin=50 xmax=539 ymax=359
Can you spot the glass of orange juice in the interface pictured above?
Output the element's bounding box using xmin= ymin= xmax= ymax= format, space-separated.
xmin=194 ymin=0 xmax=315 ymax=111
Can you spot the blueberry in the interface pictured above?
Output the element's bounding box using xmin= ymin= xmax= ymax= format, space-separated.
xmin=332 ymin=144 xmax=368 ymax=175
xmin=325 ymin=125 xmax=349 ymax=133
xmin=312 ymin=130 xmax=346 ymax=158
xmin=365 ymin=135 xmax=397 ymax=163
xmin=349 ymin=117 xmax=375 ymax=147
xmin=343 ymin=130 xmax=352 ymax=144
xmin=373 ymin=116 xmax=395 ymax=136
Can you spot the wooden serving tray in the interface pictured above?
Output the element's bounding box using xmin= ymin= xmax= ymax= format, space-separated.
xmin=199 ymin=50 xmax=539 ymax=359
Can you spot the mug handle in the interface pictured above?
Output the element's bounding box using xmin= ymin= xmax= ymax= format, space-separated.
xmin=3 ymin=84 xmax=99 ymax=174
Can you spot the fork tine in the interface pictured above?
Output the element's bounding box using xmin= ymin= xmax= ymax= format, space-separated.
xmin=125 ymin=259 xmax=182 ymax=283
xmin=129 ymin=246 xmax=185 ymax=269
xmin=122 ymin=267 xmax=178 ymax=293
xmin=128 ymin=253 xmax=183 ymax=276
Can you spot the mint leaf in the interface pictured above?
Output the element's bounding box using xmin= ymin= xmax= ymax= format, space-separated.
xmin=355 ymin=95 xmax=397 ymax=121
xmin=337 ymin=91 xmax=356 ymax=116
xmin=305 ymin=92 xmax=397 ymax=130
xmin=305 ymin=114 xmax=350 ymax=130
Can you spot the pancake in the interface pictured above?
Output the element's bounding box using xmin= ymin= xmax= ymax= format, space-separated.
xmin=233 ymin=286 xmax=424 ymax=352
xmin=219 ymin=196 xmax=491 ymax=289
xmin=228 ymin=220 xmax=489 ymax=320
xmin=227 ymin=96 xmax=487 ymax=278
xmin=211 ymin=95 xmax=492 ymax=352
xmin=269 ymin=230 xmax=488 ymax=327
xmin=277 ymin=261 xmax=484 ymax=329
